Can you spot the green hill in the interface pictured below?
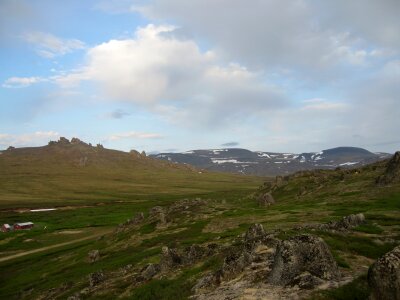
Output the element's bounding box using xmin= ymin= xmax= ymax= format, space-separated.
xmin=0 ymin=138 xmax=264 ymax=207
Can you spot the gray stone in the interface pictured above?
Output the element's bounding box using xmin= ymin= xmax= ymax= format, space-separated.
xmin=377 ymin=151 xmax=400 ymax=185
xmin=88 ymin=271 xmax=105 ymax=287
xmin=141 ymin=263 xmax=160 ymax=280
xmin=327 ymin=213 xmax=365 ymax=231
xmin=221 ymin=249 xmax=252 ymax=280
xmin=257 ymin=192 xmax=275 ymax=207
xmin=160 ymin=246 xmax=182 ymax=271
xmin=368 ymin=245 xmax=400 ymax=300
xmin=268 ymin=234 xmax=340 ymax=287
xmin=244 ymin=224 xmax=265 ymax=241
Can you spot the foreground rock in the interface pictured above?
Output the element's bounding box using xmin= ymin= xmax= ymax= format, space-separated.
xmin=377 ymin=151 xmax=400 ymax=185
xmin=368 ymin=245 xmax=400 ymax=300
xmin=193 ymin=227 xmax=341 ymax=299
xmin=268 ymin=235 xmax=340 ymax=288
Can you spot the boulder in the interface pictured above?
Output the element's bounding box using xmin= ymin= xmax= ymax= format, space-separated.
xmin=244 ymin=224 xmax=266 ymax=241
xmin=368 ymin=245 xmax=400 ymax=300
xmin=377 ymin=151 xmax=400 ymax=185
xmin=268 ymin=235 xmax=340 ymax=288
xmin=160 ymin=246 xmax=182 ymax=271
xmin=88 ymin=271 xmax=105 ymax=287
xmin=141 ymin=263 xmax=161 ymax=281
xmin=149 ymin=206 xmax=168 ymax=225
xmin=183 ymin=244 xmax=207 ymax=265
xmin=258 ymin=192 xmax=275 ymax=207
xmin=88 ymin=250 xmax=100 ymax=263
xmin=327 ymin=213 xmax=365 ymax=231
xmin=291 ymin=271 xmax=323 ymax=289
xmin=221 ymin=249 xmax=252 ymax=280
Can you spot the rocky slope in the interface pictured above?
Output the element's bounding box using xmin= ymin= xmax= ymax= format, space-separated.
xmin=151 ymin=147 xmax=390 ymax=176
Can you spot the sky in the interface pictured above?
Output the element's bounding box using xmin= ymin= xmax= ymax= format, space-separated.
xmin=0 ymin=0 xmax=399 ymax=154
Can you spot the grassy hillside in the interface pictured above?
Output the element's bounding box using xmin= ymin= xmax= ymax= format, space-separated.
xmin=0 ymin=139 xmax=264 ymax=206
xmin=0 ymin=143 xmax=398 ymax=299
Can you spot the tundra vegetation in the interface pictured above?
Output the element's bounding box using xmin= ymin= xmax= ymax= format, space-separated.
xmin=0 ymin=141 xmax=399 ymax=299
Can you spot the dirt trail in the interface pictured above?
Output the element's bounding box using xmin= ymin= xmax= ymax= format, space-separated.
xmin=0 ymin=231 xmax=110 ymax=263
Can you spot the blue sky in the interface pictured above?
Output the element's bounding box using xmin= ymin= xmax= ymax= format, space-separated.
xmin=1 ymin=0 xmax=399 ymax=153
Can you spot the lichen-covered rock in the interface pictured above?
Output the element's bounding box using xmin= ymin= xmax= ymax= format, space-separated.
xmin=326 ymin=213 xmax=365 ymax=231
xmin=377 ymin=151 xmax=400 ymax=185
xmin=257 ymin=193 xmax=275 ymax=207
xmin=183 ymin=244 xmax=207 ymax=264
xmin=149 ymin=206 xmax=168 ymax=225
xmin=160 ymin=246 xmax=182 ymax=271
xmin=291 ymin=271 xmax=323 ymax=289
xmin=220 ymin=248 xmax=253 ymax=280
xmin=141 ymin=263 xmax=160 ymax=281
xmin=268 ymin=234 xmax=340 ymax=288
xmin=368 ymin=245 xmax=400 ymax=300
xmin=88 ymin=250 xmax=100 ymax=263
xmin=88 ymin=271 xmax=105 ymax=287
xmin=245 ymin=224 xmax=266 ymax=241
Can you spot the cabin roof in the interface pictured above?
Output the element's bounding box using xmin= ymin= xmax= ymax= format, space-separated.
xmin=15 ymin=222 xmax=34 ymax=226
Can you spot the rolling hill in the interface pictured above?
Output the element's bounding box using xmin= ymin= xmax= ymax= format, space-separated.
xmin=0 ymin=138 xmax=263 ymax=206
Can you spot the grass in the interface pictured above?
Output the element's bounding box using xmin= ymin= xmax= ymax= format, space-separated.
xmin=0 ymin=146 xmax=399 ymax=299
xmin=354 ymin=223 xmax=383 ymax=234
xmin=319 ymin=231 xmax=396 ymax=259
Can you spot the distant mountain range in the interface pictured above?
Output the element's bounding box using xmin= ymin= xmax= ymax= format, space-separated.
xmin=150 ymin=147 xmax=391 ymax=176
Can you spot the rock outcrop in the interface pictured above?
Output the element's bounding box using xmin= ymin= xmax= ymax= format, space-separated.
xmin=294 ymin=213 xmax=366 ymax=232
xmin=368 ymin=245 xmax=400 ymax=300
xmin=88 ymin=271 xmax=105 ymax=287
xmin=244 ymin=223 xmax=266 ymax=241
xmin=149 ymin=206 xmax=168 ymax=225
xmin=160 ymin=246 xmax=183 ymax=271
xmin=140 ymin=263 xmax=161 ymax=281
xmin=193 ymin=227 xmax=339 ymax=297
xmin=257 ymin=192 xmax=275 ymax=206
xmin=377 ymin=151 xmax=400 ymax=185
xmin=325 ymin=213 xmax=365 ymax=231
xmin=268 ymin=235 xmax=340 ymax=288
xmin=159 ymin=244 xmax=219 ymax=272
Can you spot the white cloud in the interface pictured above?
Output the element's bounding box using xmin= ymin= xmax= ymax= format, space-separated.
xmin=55 ymin=24 xmax=287 ymax=126
xmin=23 ymin=31 xmax=85 ymax=58
xmin=0 ymin=131 xmax=59 ymax=148
xmin=2 ymin=76 xmax=46 ymax=88
xmin=107 ymin=131 xmax=163 ymax=141
xmin=130 ymin=0 xmax=387 ymax=72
